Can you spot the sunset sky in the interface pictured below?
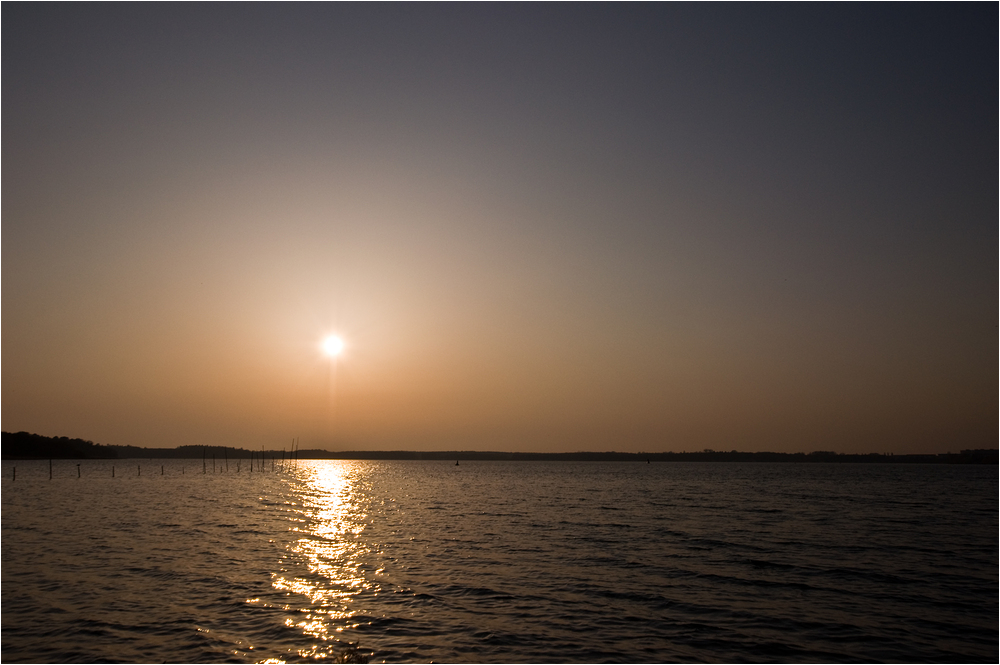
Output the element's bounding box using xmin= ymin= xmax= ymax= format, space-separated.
xmin=3 ymin=4 xmax=995 ymax=453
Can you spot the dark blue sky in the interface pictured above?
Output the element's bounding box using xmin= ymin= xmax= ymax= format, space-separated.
xmin=3 ymin=4 xmax=996 ymax=452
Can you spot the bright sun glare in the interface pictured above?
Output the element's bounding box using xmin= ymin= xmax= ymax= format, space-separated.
xmin=322 ymin=335 xmax=344 ymax=357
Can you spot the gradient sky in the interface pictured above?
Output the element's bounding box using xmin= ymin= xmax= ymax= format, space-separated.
xmin=4 ymin=4 xmax=996 ymax=453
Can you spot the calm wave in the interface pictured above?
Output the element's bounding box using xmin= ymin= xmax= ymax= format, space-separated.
xmin=2 ymin=460 xmax=996 ymax=663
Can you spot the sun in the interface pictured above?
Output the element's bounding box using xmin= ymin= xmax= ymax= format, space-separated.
xmin=321 ymin=335 xmax=345 ymax=357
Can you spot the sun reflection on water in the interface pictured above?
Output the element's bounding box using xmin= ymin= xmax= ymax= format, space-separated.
xmin=269 ymin=461 xmax=375 ymax=661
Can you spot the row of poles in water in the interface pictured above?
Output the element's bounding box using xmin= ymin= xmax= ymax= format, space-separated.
xmin=11 ymin=438 xmax=303 ymax=480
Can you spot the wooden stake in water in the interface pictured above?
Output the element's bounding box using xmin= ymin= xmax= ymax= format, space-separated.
xmin=161 ymin=465 xmax=164 ymax=475
xmin=224 ymin=447 xmax=228 ymax=472
xmin=77 ymin=464 xmax=81 ymax=478
xmin=203 ymin=447 xmax=207 ymax=474
xmin=138 ymin=464 xmax=141 ymax=476
xmin=13 ymin=466 xmax=15 ymax=481
xmin=113 ymin=465 xmax=115 ymax=478
xmin=49 ymin=459 xmax=52 ymax=480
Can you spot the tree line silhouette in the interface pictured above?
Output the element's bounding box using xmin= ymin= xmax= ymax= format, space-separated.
xmin=3 ymin=431 xmax=995 ymax=464
xmin=2 ymin=431 xmax=278 ymax=461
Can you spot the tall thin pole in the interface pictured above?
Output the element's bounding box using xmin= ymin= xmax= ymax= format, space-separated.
xmin=203 ymin=447 xmax=207 ymax=474
xmin=49 ymin=459 xmax=52 ymax=480
xmin=224 ymin=447 xmax=228 ymax=472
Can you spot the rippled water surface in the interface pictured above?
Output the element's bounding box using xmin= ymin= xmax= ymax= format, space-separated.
xmin=2 ymin=460 xmax=996 ymax=662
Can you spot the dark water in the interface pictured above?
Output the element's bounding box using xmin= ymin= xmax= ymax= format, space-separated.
xmin=2 ymin=460 xmax=996 ymax=663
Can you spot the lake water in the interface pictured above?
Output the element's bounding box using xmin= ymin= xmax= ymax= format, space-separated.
xmin=1 ymin=459 xmax=996 ymax=663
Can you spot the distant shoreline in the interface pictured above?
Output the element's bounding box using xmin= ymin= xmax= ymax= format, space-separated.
xmin=2 ymin=431 xmax=995 ymax=464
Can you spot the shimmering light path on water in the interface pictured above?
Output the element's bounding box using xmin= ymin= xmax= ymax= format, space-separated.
xmin=2 ymin=460 xmax=996 ymax=662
